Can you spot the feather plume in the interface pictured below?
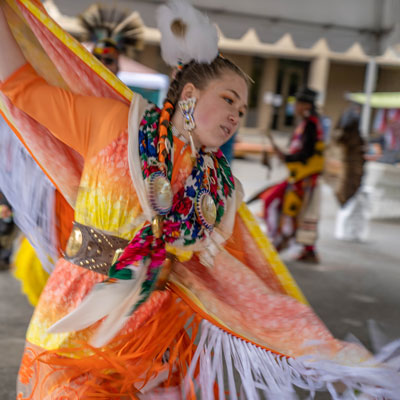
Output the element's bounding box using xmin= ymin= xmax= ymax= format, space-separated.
xmin=90 ymin=266 xmax=147 ymax=347
xmin=48 ymin=265 xmax=146 ymax=347
xmin=79 ymin=4 xmax=144 ymax=57
xmin=157 ymin=0 xmax=219 ymax=66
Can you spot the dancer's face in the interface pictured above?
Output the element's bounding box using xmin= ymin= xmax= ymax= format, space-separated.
xmin=95 ymin=53 xmax=119 ymax=75
xmin=295 ymin=101 xmax=312 ymax=118
xmin=181 ymin=71 xmax=248 ymax=148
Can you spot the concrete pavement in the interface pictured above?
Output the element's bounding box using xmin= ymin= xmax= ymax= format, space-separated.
xmin=0 ymin=268 xmax=32 ymax=400
xmin=233 ymin=154 xmax=400 ymax=347
xmin=0 ymin=154 xmax=399 ymax=399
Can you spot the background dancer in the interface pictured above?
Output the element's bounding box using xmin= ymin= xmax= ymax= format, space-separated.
xmin=259 ymin=87 xmax=324 ymax=262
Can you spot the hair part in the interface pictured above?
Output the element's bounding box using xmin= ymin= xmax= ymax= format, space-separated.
xmin=165 ymin=55 xmax=250 ymax=106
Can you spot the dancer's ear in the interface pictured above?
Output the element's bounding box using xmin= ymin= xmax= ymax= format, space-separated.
xmin=180 ymin=83 xmax=200 ymax=101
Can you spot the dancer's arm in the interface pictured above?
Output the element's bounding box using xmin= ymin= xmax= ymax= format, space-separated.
xmin=284 ymin=121 xmax=317 ymax=163
xmin=0 ymin=7 xmax=129 ymax=157
xmin=2 ymin=64 xmax=129 ymax=157
xmin=0 ymin=6 xmax=26 ymax=81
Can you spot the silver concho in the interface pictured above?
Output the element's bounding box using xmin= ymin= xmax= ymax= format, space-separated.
xmin=148 ymin=171 xmax=173 ymax=215
xmin=195 ymin=188 xmax=217 ymax=231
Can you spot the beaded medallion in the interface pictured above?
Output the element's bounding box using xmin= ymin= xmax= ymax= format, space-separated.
xmin=148 ymin=171 xmax=173 ymax=215
xmin=195 ymin=188 xmax=217 ymax=231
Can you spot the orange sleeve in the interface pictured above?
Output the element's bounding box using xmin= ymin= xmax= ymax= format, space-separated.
xmin=0 ymin=63 xmax=129 ymax=157
xmin=54 ymin=189 xmax=74 ymax=255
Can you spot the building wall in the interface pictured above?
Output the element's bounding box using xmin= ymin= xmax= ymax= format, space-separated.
xmin=256 ymin=58 xmax=279 ymax=133
xmin=324 ymin=62 xmax=366 ymax=127
xmin=376 ymin=66 xmax=400 ymax=91
xmin=136 ymin=45 xmax=170 ymax=75
xmin=222 ymin=53 xmax=254 ymax=129
xmin=137 ymin=46 xmax=254 ymax=77
xmin=221 ymin=53 xmax=253 ymax=76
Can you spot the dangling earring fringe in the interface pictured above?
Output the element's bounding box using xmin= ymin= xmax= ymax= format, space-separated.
xmin=188 ymin=131 xmax=197 ymax=159
xmin=178 ymin=97 xmax=198 ymax=159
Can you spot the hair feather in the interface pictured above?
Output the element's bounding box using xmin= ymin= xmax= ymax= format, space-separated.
xmin=157 ymin=0 xmax=219 ymax=67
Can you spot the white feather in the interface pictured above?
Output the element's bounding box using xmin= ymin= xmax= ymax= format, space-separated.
xmin=47 ymin=281 xmax=130 ymax=334
xmin=156 ymin=0 xmax=219 ymax=66
xmin=90 ymin=265 xmax=147 ymax=347
xmin=48 ymin=266 xmax=145 ymax=342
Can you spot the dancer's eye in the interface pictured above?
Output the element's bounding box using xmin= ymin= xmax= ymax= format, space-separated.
xmin=223 ymin=96 xmax=233 ymax=105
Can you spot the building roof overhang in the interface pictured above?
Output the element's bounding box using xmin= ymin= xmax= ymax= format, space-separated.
xmin=140 ymin=25 xmax=400 ymax=66
xmin=45 ymin=1 xmax=400 ymax=68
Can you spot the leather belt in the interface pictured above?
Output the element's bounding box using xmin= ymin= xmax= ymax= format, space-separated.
xmin=64 ymin=222 xmax=129 ymax=275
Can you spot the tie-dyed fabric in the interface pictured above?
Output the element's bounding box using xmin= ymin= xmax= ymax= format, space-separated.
xmin=1 ymin=0 xmax=398 ymax=398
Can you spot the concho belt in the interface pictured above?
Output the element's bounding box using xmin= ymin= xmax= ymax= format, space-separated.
xmin=64 ymin=222 xmax=129 ymax=275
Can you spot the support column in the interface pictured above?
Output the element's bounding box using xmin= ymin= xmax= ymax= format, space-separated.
xmin=360 ymin=58 xmax=378 ymax=139
xmin=256 ymin=58 xmax=278 ymax=134
xmin=308 ymin=56 xmax=330 ymax=107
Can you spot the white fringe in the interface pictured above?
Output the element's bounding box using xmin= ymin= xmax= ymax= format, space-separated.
xmin=180 ymin=320 xmax=400 ymax=400
xmin=0 ymin=116 xmax=58 ymax=272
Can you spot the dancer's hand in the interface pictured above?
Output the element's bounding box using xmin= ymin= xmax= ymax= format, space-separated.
xmin=0 ymin=5 xmax=26 ymax=81
xmin=267 ymin=131 xmax=285 ymax=160
xmin=272 ymin=144 xmax=285 ymax=160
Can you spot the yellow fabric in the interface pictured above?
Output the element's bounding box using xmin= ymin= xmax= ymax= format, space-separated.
xmin=282 ymin=190 xmax=302 ymax=217
xmin=165 ymin=245 xmax=193 ymax=262
xmin=5 ymin=0 xmax=133 ymax=102
xmin=286 ymin=141 xmax=325 ymax=183
xmin=237 ymin=203 xmax=308 ymax=304
xmin=349 ymin=91 xmax=400 ymax=108
xmin=13 ymin=238 xmax=49 ymax=306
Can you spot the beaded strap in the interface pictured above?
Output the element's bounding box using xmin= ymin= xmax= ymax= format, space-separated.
xmin=157 ymin=101 xmax=174 ymax=166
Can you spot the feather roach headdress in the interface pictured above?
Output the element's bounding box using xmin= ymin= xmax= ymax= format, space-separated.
xmin=156 ymin=0 xmax=219 ymax=67
xmin=79 ymin=4 xmax=145 ymax=58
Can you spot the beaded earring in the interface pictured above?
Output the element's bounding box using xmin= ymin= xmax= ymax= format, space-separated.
xmin=178 ymin=97 xmax=196 ymax=131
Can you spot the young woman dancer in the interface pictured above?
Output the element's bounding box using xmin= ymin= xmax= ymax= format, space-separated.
xmin=0 ymin=0 xmax=399 ymax=398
